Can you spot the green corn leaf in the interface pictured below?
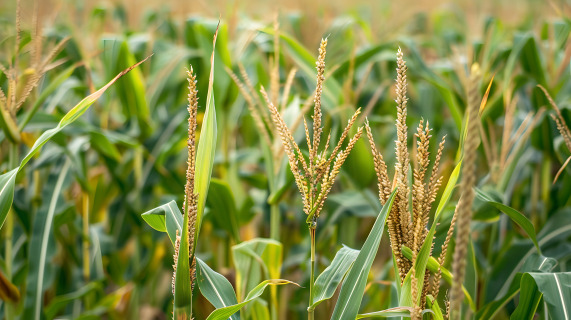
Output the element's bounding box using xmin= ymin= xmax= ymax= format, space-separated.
xmin=511 ymin=273 xmax=543 ymax=320
xmin=0 ymin=169 xmax=18 ymax=230
xmin=405 ymin=41 xmax=463 ymax=131
xmin=194 ymin=24 xmax=219 ymax=245
xmin=489 ymin=210 xmax=571 ymax=301
xmin=0 ymin=55 xmax=150 ymax=230
xmin=478 ymin=260 xmax=561 ymax=320
xmin=310 ymin=245 xmax=359 ymax=309
xmin=45 ymin=282 xmax=102 ymax=320
xmin=24 ymin=159 xmax=71 ymax=320
xmin=426 ymin=295 xmax=444 ymax=320
xmin=205 ymin=279 xmax=298 ymax=320
xmin=232 ymin=238 xmax=283 ymax=302
xmin=331 ymin=189 xmax=397 ymax=320
xmin=401 ymin=245 xmax=476 ymax=311
xmin=196 ymin=257 xmax=240 ymax=320
xmin=206 ymin=178 xmax=241 ymax=242
xmin=475 ymin=187 xmax=541 ymax=254
xmin=250 ymin=299 xmax=270 ymax=320
xmin=517 ymin=272 xmax=571 ymax=320
xmin=502 ymin=34 xmax=535 ymax=92
xmin=89 ymin=131 xmax=122 ymax=161
xmin=141 ymin=200 xmax=183 ymax=246
xmin=332 ymin=43 xmax=393 ymax=78
xmin=355 ymin=307 xmax=414 ymax=319
xmin=435 ymin=160 xmax=462 ymax=220
xmin=103 ymin=39 xmax=152 ymax=137
xmin=476 ymin=274 xmax=523 ymax=320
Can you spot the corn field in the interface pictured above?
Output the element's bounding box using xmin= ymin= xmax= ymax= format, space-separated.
xmin=0 ymin=0 xmax=571 ymax=319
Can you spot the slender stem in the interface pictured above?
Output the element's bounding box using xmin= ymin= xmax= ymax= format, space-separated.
xmin=270 ymin=204 xmax=280 ymax=240
xmin=82 ymin=192 xmax=90 ymax=282
xmin=308 ymin=227 xmax=316 ymax=320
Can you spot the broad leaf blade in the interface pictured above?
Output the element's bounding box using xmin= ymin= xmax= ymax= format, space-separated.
xmin=331 ymin=189 xmax=397 ymax=320
xmin=475 ymin=187 xmax=541 ymax=254
xmin=141 ymin=200 xmax=184 ymax=246
xmin=232 ymin=238 xmax=283 ymax=301
xmin=0 ymin=169 xmax=18 ymax=229
xmin=205 ymin=280 xmax=298 ymax=320
xmin=511 ymin=273 xmax=542 ymax=320
xmin=196 ymin=257 xmax=240 ymax=320
xmin=426 ymin=295 xmax=444 ymax=320
xmin=45 ymin=282 xmax=101 ymax=320
xmin=356 ymin=307 xmax=414 ymax=319
xmin=476 ymin=274 xmax=523 ymax=320
xmin=206 ymin=179 xmax=240 ymax=242
xmin=525 ymin=272 xmax=571 ymax=320
xmin=24 ymin=160 xmax=71 ymax=320
xmin=311 ymin=245 xmax=359 ymax=308
xmin=194 ymin=24 xmax=219 ymax=244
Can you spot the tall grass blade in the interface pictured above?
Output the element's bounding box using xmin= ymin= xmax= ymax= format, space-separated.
xmin=475 ymin=187 xmax=541 ymax=254
xmin=24 ymin=159 xmax=71 ymax=320
xmin=205 ymin=280 xmax=298 ymax=320
xmin=331 ymin=189 xmax=397 ymax=320
xmin=194 ymin=23 xmax=219 ymax=244
xmin=310 ymin=245 xmax=359 ymax=308
xmin=510 ymin=273 xmax=543 ymax=320
xmin=196 ymin=257 xmax=240 ymax=320
xmin=141 ymin=200 xmax=183 ymax=246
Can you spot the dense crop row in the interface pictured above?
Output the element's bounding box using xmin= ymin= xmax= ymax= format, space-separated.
xmin=0 ymin=1 xmax=571 ymax=319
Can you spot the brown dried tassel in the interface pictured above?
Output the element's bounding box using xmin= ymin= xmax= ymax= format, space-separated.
xmin=450 ymin=64 xmax=482 ymax=319
xmin=395 ymin=48 xmax=412 ymax=250
xmin=365 ymin=120 xmax=391 ymax=204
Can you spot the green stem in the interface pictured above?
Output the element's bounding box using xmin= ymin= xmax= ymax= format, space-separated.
xmin=308 ymin=227 xmax=316 ymax=320
xmin=270 ymin=204 xmax=280 ymax=240
xmin=83 ymin=192 xmax=90 ymax=283
xmin=4 ymin=143 xmax=17 ymax=320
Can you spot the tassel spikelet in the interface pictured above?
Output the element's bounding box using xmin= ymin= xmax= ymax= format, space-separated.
xmin=185 ymin=68 xmax=199 ymax=252
xmin=365 ymin=48 xmax=448 ymax=315
xmin=172 ymin=67 xmax=201 ymax=300
xmin=226 ymin=66 xmax=273 ymax=147
xmin=450 ymin=64 xmax=482 ymax=319
xmin=432 ymin=197 xmax=461 ymax=299
xmin=172 ymin=230 xmax=181 ymax=296
xmin=265 ymin=39 xmax=362 ymax=227
xmin=311 ymin=38 xmax=328 ymax=167
xmin=366 ymin=121 xmax=392 ymax=205
xmin=394 ymin=48 xmax=413 ymax=270
xmin=538 ymin=85 xmax=571 ymax=151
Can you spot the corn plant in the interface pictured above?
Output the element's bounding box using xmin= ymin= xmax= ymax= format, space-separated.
xmin=264 ymin=37 xmax=363 ymax=320
xmin=2 ymin=1 xmax=571 ymax=319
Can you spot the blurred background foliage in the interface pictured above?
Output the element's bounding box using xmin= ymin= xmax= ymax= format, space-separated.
xmin=0 ymin=0 xmax=571 ymax=319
